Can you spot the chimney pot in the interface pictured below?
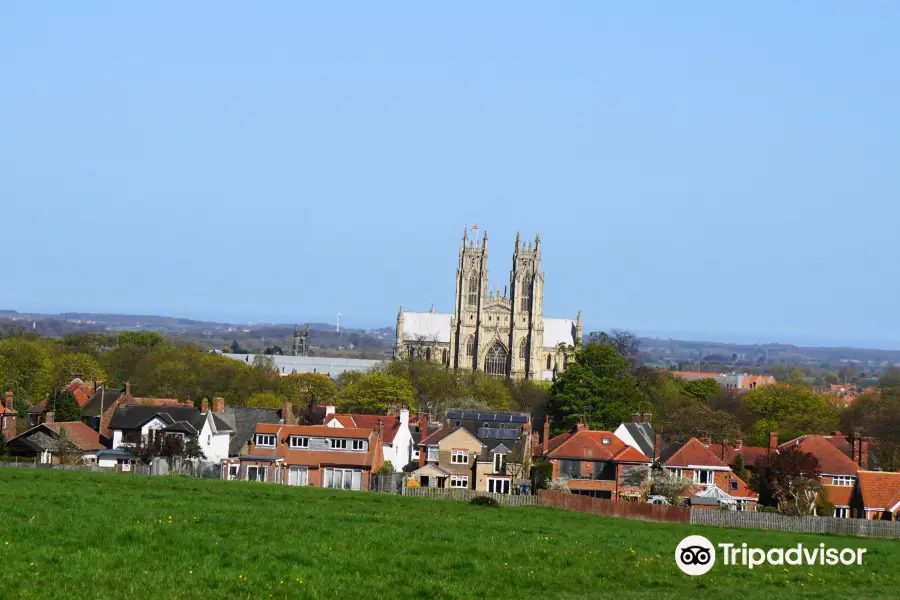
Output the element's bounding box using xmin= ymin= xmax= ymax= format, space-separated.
xmin=768 ymin=431 xmax=778 ymax=452
xmin=201 ymin=398 xmax=209 ymax=413
xmin=642 ymin=413 xmax=652 ymax=424
xmin=45 ymin=411 xmax=55 ymax=424
xmin=213 ymin=397 xmax=225 ymax=413
xmin=631 ymin=413 xmax=639 ymax=423
xmin=282 ymin=401 xmax=294 ymax=425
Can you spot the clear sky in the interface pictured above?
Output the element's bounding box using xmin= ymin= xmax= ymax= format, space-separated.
xmin=1 ymin=3 xmax=898 ymax=348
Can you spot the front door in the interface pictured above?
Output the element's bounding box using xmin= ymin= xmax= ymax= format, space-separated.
xmin=420 ymin=476 xmax=430 ymax=488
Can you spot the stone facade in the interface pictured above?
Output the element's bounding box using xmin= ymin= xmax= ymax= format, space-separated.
xmin=394 ymin=231 xmax=582 ymax=380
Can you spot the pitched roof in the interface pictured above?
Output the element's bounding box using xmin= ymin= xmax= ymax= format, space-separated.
xmin=255 ymin=423 xmax=373 ymax=439
xmin=324 ymin=413 xmax=405 ymax=444
xmin=824 ymin=485 xmax=853 ymax=507
xmin=80 ymin=387 xmax=125 ymax=418
xmin=855 ymin=471 xmax=900 ymax=511
xmin=246 ymin=424 xmax=381 ymax=468
xmin=218 ymin=405 xmax=282 ymax=457
xmin=659 ymin=438 xmax=728 ymax=469
xmin=108 ymin=405 xmax=206 ymax=432
xmin=707 ymin=443 xmax=769 ymax=468
xmin=778 ymin=435 xmax=860 ymax=475
xmin=617 ymin=422 xmax=655 ymax=458
xmin=548 ymin=430 xmax=651 ymax=463
xmin=44 ymin=422 xmax=105 ymax=451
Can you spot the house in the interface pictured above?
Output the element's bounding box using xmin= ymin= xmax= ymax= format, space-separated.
xmin=533 ymin=418 xmax=575 ymax=459
xmin=412 ymin=410 xmax=533 ymax=494
xmin=79 ymin=383 xmax=124 ymax=435
xmin=1 ymin=389 xmax=17 ymax=442
xmin=658 ymin=437 xmax=758 ymax=511
xmin=222 ymin=423 xmax=384 ymax=490
xmin=324 ymin=406 xmax=413 ymax=472
xmin=546 ymin=423 xmax=652 ymax=500
xmin=215 ymin=400 xmax=282 ymax=458
xmin=669 ymin=371 xmax=776 ymax=391
xmin=706 ymin=434 xmax=769 ymax=474
xmin=86 ymin=448 xmax=136 ymax=469
xmin=850 ymin=471 xmax=900 ymax=520
xmin=108 ymin=390 xmax=233 ymax=463
xmin=614 ymin=413 xmax=656 ymax=458
xmin=25 ymin=378 xmax=96 ymax=427
xmin=6 ymin=416 xmax=105 ymax=464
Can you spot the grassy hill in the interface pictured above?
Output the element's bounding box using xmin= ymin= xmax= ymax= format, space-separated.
xmin=0 ymin=470 xmax=898 ymax=599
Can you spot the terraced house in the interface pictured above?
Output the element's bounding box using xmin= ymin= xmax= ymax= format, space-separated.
xmin=223 ymin=423 xmax=384 ymax=490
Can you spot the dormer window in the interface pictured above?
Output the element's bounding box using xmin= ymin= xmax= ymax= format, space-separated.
xmin=330 ymin=439 xmax=348 ymax=450
xmin=255 ymin=434 xmax=276 ymax=448
xmin=352 ymin=439 xmax=366 ymax=451
xmin=289 ymin=436 xmax=309 ymax=449
xmin=493 ymin=453 xmax=506 ymax=472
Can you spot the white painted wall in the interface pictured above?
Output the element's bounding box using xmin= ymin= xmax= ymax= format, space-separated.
xmin=385 ymin=409 xmax=412 ymax=472
xmin=613 ymin=424 xmax=640 ymax=453
xmin=199 ymin=412 xmax=230 ymax=463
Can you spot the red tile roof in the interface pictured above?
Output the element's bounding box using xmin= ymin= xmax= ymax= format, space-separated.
xmin=856 ymin=471 xmax=900 ymax=511
xmin=670 ymin=371 xmax=723 ymax=379
xmin=548 ymin=430 xmax=651 ymax=463
xmin=73 ymin=389 xmax=90 ymax=407
xmin=45 ymin=422 xmax=105 ymax=451
xmin=256 ymin=423 xmax=372 ymax=439
xmin=707 ymin=443 xmax=770 ymax=467
xmin=778 ymin=435 xmax=860 ymax=476
xmin=661 ymin=438 xmax=729 ymax=469
xmin=248 ymin=423 xmax=382 ymax=469
xmin=823 ymin=485 xmax=853 ymax=507
xmin=324 ymin=413 xmax=404 ymax=444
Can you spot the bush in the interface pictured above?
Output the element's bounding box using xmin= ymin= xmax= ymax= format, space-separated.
xmin=0 ymin=455 xmax=35 ymax=463
xmin=374 ymin=461 xmax=394 ymax=475
xmin=759 ymin=506 xmax=778 ymax=513
xmin=470 ymin=496 xmax=500 ymax=507
xmin=816 ymin=495 xmax=836 ymax=517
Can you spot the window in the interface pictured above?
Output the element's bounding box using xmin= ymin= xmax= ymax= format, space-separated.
xmin=694 ymin=470 xmax=714 ymax=485
xmin=330 ymin=439 xmax=348 ymax=450
xmin=255 ymin=434 xmax=276 ymax=448
xmin=736 ymin=500 xmax=747 ymax=512
xmin=488 ymin=478 xmax=511 ymax=494
xmin=352 ymin=439 xmax=366 ymax=451
xmin=288 ymin=466 xmax=308 ymax=486
xmin=832 ymin=476 xmax=855 ymax=487
xmin=484 ymin=341 xmax=508 ymax=378
xmin=408 ymin=347 xmax=415 ymax=358
xmin=467 ymin=275 xmax=478 ymax=306
xmin=289 ymin=436 xmax=309 ymax=449
xmin=450 ymin=475 xmax=469 ymax=488
xmin=323 ymin=468 xmax=362 ymax=490
xmin=730 ymin=479 xmax=739 ymax=491
xmin=519 ymin=280 xmax=531 ymax=312
xmin=227 ymin=465 xmax=238 ymax=481
xmin=442 ymin=349 xmax=448 ymax=364
xmin=669 ymin=468 xmax=683 ymax=479
xmin=450 ymin=450 xmax=468 ymax=465
xmin=835 ymin=507 xmax=849 ymax=519
xmin=247 ymin=466 xmax=267 ymax=482
xmin=465 ymin=336 xmax=475 ymax=357
xmin=425 ymin=348 xmax=432 ymax=361
xmin=519 ymin=340 xmax=527 ymax=360
xmin=546 ymin=354 xmax=552 ymax=369
xmin=426 ymin=446 xmax=439 ymax=462
xmin=493 ymin=452 xmax=506 ymax=472
xmin=559 ymin=460 xmax=581 ymax=479
xmin=600 ymin=437 xmax=610 ymax=445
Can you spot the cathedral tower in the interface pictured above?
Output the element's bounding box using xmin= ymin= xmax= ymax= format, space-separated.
xmin=451 ymin=228 xmax=488 ymax=369
xmin=508 ymin=233 xmax=544 ymax=378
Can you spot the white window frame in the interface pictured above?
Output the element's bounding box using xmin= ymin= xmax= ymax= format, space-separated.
xmin=247 ymin=466 xmax=267 ymax=482
xmin=330 ymin=438 xmax=348 ymax=450
xmin=450 ymin=475 xmax=469 ymax=489
xmin=351 ymin=439 xmax=365 ymax=451
xmin=831 ymin=475 xmax=855 ymax=487
xmin=493 ymin=452 xmax=506 ymax=472
xmin=426 ymin=446 xmax=439 ymax=462
xmin=288 ymin=466 xmax=309 ymax=486
xmin=693 ymin=470 xmax=713 ymax=485
xmin=669 ymin=468 xmax=683 ymax=479
xmin=227 ymin=464 xmax=239 ymax=480
xmin=323 ymin=468 xmax=363 ymax=490
xmin=834 ymin=507 xmax=849 ymax=518
xmin=450 ymin=450 xmax=468 ymax=465
xmin=487 ymin=477 xmax=511 ymax=494
xmin=255 ymin=434 xmax=276 ymax=448
xmin=289 ymin=436 xmax=309 ymax=449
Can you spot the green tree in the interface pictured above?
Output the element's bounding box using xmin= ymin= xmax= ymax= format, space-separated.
xmin=547 ymin=342 xmax=649 ymax=433
xmin=49 ymin=390 xmax=82 ymax=423
xmin=337 ymin=373 xmax=415 ymax=414
xmin=117 ymin=331 xmax=164 ymax=348
xmin=246 ymin=392 xmax=286 ymax=409
xmin=732 ymin=452 xmax=749 ymax=483
xmin=0 ymin=338 xmax=52 ymax=400
xmin=42 ymin=353 xmax=107 ymax=393
xmin=279 ymin=373 xmax=337 ymax=405
xmin=744 ymin=383 xmax=838 ymax=443
xmin=681 ymin=378 xmax=721 ymax=402
xmin=824 ymin=372 xmax=840 ymax=385
xmin=661 ymin=404 xmax=740 ymax=444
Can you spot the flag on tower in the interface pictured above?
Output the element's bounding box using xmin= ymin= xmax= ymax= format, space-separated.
xmin=471 ymin=224 xmax=478 ymax=231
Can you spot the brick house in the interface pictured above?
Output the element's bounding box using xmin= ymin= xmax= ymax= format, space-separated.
xmin=324 ymin=407 xmax=413 ymax=472
xmin=850 ymin=471 xmax=900 ymax=520
xmin=658 ymin=437 xmax=758 ymax=511
xmin=1 ymin=389 xmax=17 ymax=442
xmin=223 ymin=423 xmax=384 ymax=491
xmin=545 ymin=424 xmax=652 ymax=500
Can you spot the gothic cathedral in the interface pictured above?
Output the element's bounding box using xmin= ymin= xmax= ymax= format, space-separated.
xmin=394 ymin=230 xmax=583 ymax=380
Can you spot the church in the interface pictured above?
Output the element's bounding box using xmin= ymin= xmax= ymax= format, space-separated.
xmin=394 ymin=230 xmax=583 ymax=381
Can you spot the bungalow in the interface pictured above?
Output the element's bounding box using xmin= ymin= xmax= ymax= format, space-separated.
xmin=222 ymin=423 xmax=384 ymax=490
xmin=658 ymin=437 xmax=758 ymax=511
xmin=324 ymin=406 xmax=413 ymax=472
xmin=850 ymin=471 xmax=900 ymax=520
xmin=6 ymin=417 xmax=105 ymax=464
xmin=546 ymin=423 xmax=652 ymax=500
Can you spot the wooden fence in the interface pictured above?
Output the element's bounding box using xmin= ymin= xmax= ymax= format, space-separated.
xmin=691 ymin=508 xmax=900 ymax=539
xmin=537 ymin=490 xmax=691 ymax=523
xmin=403 ymin=487 xmax=539 ymax=506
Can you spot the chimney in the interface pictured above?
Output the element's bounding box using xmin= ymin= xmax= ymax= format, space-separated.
xmin=125 ymin=381 xmax=132 ymax=399
xmin=44 ymin=411 xmax=55 ymax=424
xmin=700 ymin=434 xmax=710 ymax=448
xmin=642 ymin=413 xmax=652 ymax=424
xmin=735 ymin=432 xmax=743 ymax=451
xmin=324 ymin=405 xmax=336 ymax=418
xmin=399 ymin=408 xmax=409 ymax=425
xmin=2 ymin=388 xmax=16 ymax=441
xmin=576 ymin=420 xmax=587 ymax=432
xmin=418 ymin=417 xmax=428 ymax=468
xmin=282 ymin=401 xmax=294 ymax=425
xmin=184 ymin=394 xmax=194 ymax=408
xmin=4 ymin=388 xmax=13 ymax=413
xmin=768 ymin=431 xmax=778 ymax=452
xmin=201 ymin=398 xmax=209 ymax=413
xmin=851 ymin=433 xmax=861 ymax=465
xmin=861 ymin=437 xmax=870 ymax=470
xmin=631 ymin=413 xmax=640 ymax=423
xmin=531 ymin=430 xmax=540 ymax=451
xmin=654 ymin=434 xmax=661 ymax=461
xmin=213 ymin=397 xmax=225 ymax=413
xmin=543 ymin=419 xmax=550 ymax=454
xmin=721 ymin=440 xmax=728 ymax=461
xmin=117 ymin=391 xmax=127 ymax=407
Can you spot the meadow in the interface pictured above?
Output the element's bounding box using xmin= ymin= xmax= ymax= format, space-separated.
xmin=0 ymin=469 xmax=898 ymax=599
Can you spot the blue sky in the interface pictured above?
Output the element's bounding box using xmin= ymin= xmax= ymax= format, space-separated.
xmin=1 ymin=3 xmax=898 ymax=348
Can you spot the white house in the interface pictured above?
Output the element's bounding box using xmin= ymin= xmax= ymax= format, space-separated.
xmin=108 ymin=404 xmax=232 ymax=463
xmin=324 ymin=407 xmax=413 ymax=472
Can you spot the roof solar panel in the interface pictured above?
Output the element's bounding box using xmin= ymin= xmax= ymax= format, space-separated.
xmin=511 ymin=414 xmax=528 ymax=423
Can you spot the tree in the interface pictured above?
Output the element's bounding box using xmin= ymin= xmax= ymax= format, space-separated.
xmin=744 ymin=383 xmax=838 ymax=444
xmin=751 ymin=447 xmax=820 ymax=508
xmin=0 ymin=430 xmax=7 ymax=456
xmin=732 ymin=452 xmax=749 ymax=483
xmin=279 ymin=373 xmax=337 ymax=405
xmin=839 ymin=388 xmax=900 ymax=471
xmin=49 ymin=390 xmax=81 ymax=423
xmin=43 ymin=353 xmax=107 ymax=393
xmin=681 ymin=378 xmax=721 ymax=403
xmin=53 ymin=426 xmax=81 ymax=465
xmin=336 ymin=373 xmax=415 ymax=414
xmin=547 ymin=342 xmax=649 ymax=433
xmin=623 ymin=465 xmax=693 ymax=505
xmin=824 ymin=372 xmax=840 ymax=385
xmin=117 ymin=331 xmax=164 ymax=348
xmin=788 ymin=477 xmax=825 ymax=516
xmin=246 ymin=392 xmax=285 ymax=409
xmin=661 ymin=404 xmax=740 ymax=445
xmin=588 ymin=330 xmax=640 ymax=369
xmin=508 ymin=379 xmax=552 ymax=420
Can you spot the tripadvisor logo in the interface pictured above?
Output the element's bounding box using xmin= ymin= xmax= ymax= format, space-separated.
xmin=675 ymin=535 xmax=868 ymax=576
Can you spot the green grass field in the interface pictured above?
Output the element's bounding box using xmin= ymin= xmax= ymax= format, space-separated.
xmin=0 ymin=469 xmax=898 ymax=599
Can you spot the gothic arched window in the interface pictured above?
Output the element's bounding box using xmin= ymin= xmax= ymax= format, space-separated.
xmin=467 ymin=275 xmax=478 ymax=306
xmin=519 ymin=340 xmax=527 ymax=360
xmin=563 ymin=355 xmax=569 ymax=369
xmin=425 ymin=348 xmax=432 ymax=361
xmin=408 ymin=347 xmax=415 ymax=359
xmin=465 ymin=336 xmax=475 ymax=356
xmin=520 ymin=279 xmax=532 ymax=312
xmin=484 ymin=342 xmax=508 ymax=378
xmin=442 ymin=349 xmax=448 ymax=365
xmin=546 ymin=354 xmax=552 ymax=369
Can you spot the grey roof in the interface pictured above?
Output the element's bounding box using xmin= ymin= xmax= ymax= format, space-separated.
xmin=211 ymin=414 xmax=233 ymax=433
xmin=108 ymin=405 xmax=206 ymax=432
xmin=81 ymin=387 xmax=125 ymax=418
xmin=162 ymin=421 xmax=200 ymax=435
xmin=223 ymin=354 xmax=383 ymax=378
xmin=621 ymin=422 xmax=656 ymax=458
xmin=217 ymin=406 xmax=281 ymax=457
